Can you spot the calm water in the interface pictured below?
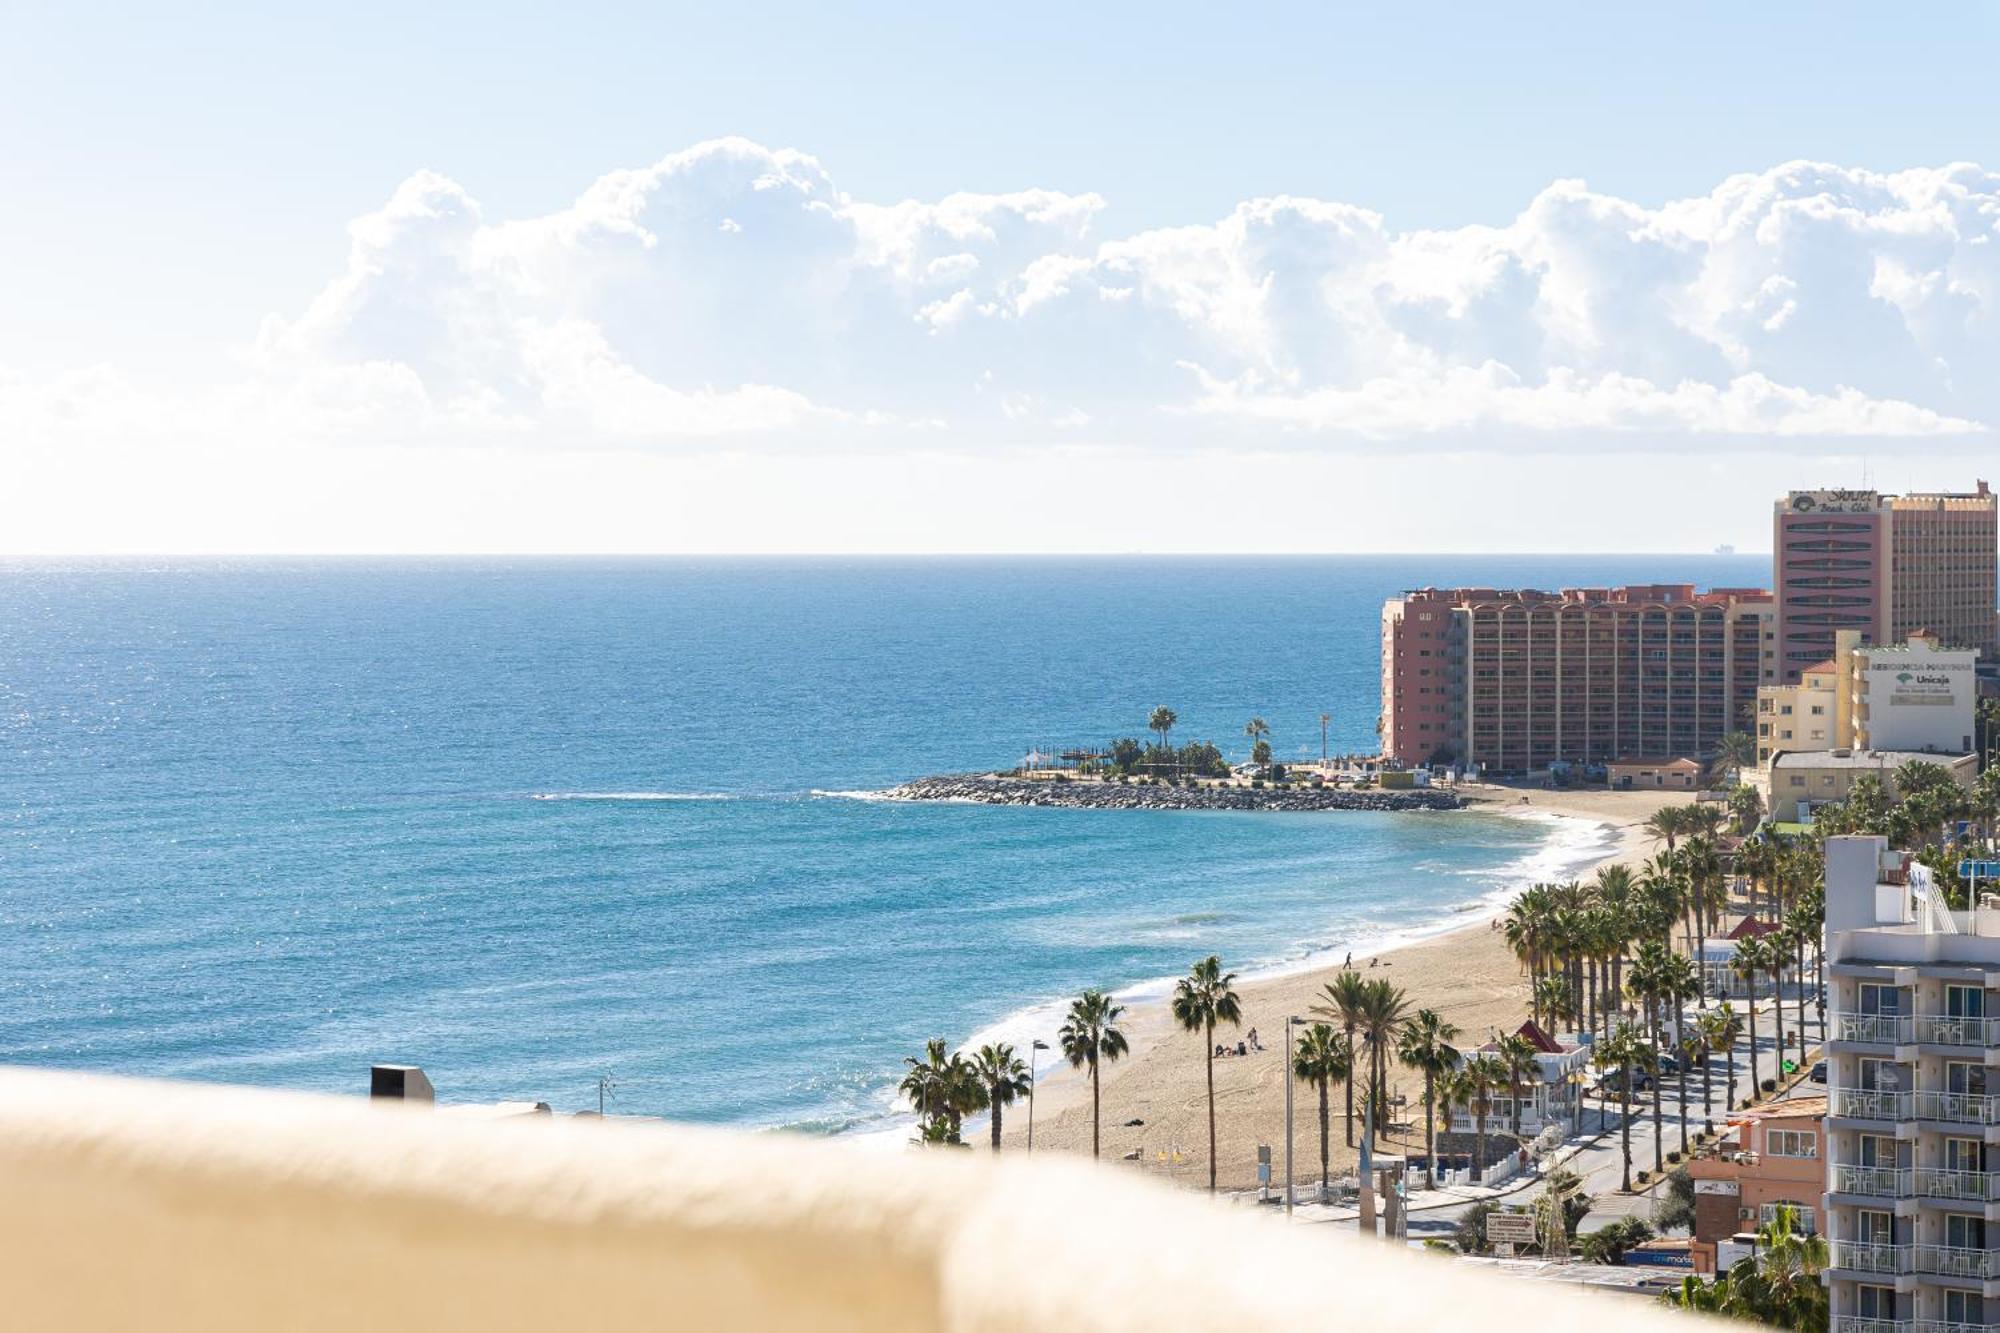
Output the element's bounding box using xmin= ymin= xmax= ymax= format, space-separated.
xmin=0 ymin=555 xmax=1765 ymax=1130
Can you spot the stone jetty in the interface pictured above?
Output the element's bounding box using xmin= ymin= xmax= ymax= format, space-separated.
xmin=885 ymin=774 xmax=1464 ymax=813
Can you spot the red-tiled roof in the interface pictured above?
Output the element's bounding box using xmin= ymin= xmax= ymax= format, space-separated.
xmin=1799 ymin=659 xmax=1837 ymax=675
xmin=1729 ymin=917 xmax=1782 ymax=940
xmin=1479 ymin=1019 xmax=1565 ymax=1055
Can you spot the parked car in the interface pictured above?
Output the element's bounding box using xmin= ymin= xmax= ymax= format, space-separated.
xmin=1809 ymin=1061 xmax=1826 ymax=1084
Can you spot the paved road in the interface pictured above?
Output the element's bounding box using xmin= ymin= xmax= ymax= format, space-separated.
xmin=1364 ymin=995 xmax=1822 ymax=1241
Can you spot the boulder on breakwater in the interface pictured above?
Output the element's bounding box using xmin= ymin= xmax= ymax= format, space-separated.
xmin=884 ymin=775 xmax=1464 ymax=813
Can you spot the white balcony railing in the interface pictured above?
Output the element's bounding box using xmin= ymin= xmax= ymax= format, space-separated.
xmin=1830 ymin=1164 xmax=1910 ymax=1198
xmin=1911 ymin=1090 xmax=2000 ymax=1125
xmin=1838 ymin=1013 xmax=1914 ymax=1044
xmin=1912 ymin=1245 xmax=2000 ymax=1280
xmin=1911 ymin=1015 xmax=2000 ymax=1047
xmin=1838 ymin=1320 xmax=1909 ymax=1333
xmin=1913 ymin=1321 xmax=1989 ymax=1333
xmin=1913 ymin=1168 xmax=2000 ymax=1202
xmin=1832 ymin=1089 xmax=1911 ymax=1120
xmin=1830 ymin=1241 xmax=1909 ymax=1275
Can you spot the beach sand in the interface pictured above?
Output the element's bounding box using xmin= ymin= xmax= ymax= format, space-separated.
xmin=997 ymin=786 xmax=1682 ymax=1191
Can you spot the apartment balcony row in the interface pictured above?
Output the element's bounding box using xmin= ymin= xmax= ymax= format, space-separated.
xmin=1833 ymin=1165 xmax=2000 ymax=1202
xmin=1831 ymin=1089 xmax=2000 ymax=1125
xmin=1842 ymin=1320 xmax=2000 ymax=1333
xmin=1829 ymin=1243 xmax=2000 ymax=1279
xmin=1834 ymin=1014 xmax=2000 ymax=1048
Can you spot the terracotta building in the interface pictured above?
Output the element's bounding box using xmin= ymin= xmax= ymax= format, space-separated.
xmin=1689 ymin=1095 xmax=1827 ymax=1274
xmin=1773 ymin=485 xmax=1996 ymax=683
xmin=1380 ymin=584 xmax=1775 ymax=771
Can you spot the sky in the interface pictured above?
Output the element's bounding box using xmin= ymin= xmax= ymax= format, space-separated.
xmin=4 ymin=2 xmax=2000 ymax=554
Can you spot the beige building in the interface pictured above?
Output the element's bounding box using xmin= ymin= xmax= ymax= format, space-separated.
xmin=1607 ymin=757 xmax=1704 ymax=790
xmin=1756 ymin=631 xmax=1976 ymax=766
xmin=1765 ymin=749 xmax=1976 ymax=823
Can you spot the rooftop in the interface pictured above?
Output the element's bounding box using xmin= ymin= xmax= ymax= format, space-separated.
xmin=1770 ymin=748 xmax=1970 ymax=770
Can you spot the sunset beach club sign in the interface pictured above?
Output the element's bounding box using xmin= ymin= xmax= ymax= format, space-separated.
xmin=1788 ymin=489 xmax=1879 ymax=514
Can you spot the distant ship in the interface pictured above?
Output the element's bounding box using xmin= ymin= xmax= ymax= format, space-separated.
xmin=1713 ymin=543 xmax=1736 ymax=556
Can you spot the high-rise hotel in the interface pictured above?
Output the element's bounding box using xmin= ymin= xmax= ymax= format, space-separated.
xmin=1775 ymin=485 xmax=1998 ymax=683
xmin=1379 ymin=584 xmax=1774 ymax=770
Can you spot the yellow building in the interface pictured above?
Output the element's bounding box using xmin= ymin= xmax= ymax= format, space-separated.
xmin=1755 ymin=630 xmax=1976 ymax=765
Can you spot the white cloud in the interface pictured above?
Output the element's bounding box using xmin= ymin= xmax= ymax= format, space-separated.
xmin=6 ymin=144 xmax=2000 ymax=458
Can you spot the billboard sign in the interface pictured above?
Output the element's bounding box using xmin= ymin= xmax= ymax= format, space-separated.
xmin=1788 ymin=489 xmax=1879 ymax=514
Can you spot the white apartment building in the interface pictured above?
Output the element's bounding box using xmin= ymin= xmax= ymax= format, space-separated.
xmin=1758 ymin=632 xmax=1975 ymax=768
xmin=1824 ymin=835 xmax=2000 ymax=1333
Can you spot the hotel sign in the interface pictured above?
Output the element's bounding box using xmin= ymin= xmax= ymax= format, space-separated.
xmin=1789 ymin=489 xmax=1878 ymax=514
xmin=1870 ymin=658 xmax=1970 ymax=707
xmin=1486 ymin=1212 xmax=1539 ymax=1245
xmin=1694 ymin=1179 xmax=1740 ymax=1196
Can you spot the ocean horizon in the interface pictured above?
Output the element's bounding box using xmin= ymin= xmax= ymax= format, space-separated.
xmin=0 ymin=554 xmax=1765 ymax=1134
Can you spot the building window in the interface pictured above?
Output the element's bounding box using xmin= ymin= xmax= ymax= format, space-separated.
xmin=1765 ymin=1129 xmax=1816 ymax=1159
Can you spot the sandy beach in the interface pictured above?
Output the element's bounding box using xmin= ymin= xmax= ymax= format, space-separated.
xmin=997 ymin=786 xmax=1683 ymax=1190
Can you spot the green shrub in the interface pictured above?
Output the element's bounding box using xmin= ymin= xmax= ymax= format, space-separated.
xmin=1760 ymin=1078 xmax=1777 ymax=1093
xmin=1666 ymin=1150 xmax=1681 ymax=1164
xmin=1635 ymin=1169 xmax=1650 ymax=1185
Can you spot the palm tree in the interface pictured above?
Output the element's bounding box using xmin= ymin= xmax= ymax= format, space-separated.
xmin=1244 ymin=717 xmax=1270 ymax=772
xmin=899 ymin=1038 xmax=986 ymax=1144
xmin=1595 ymin=1021 xmax=1653 ymax=1192
xmin=1058 ymin=989 xmax=1130 ymax=1158
xmin=1396 ymin=1008 xmax=1460 ymax=1190
xmin=1148 ymin=706 xmax=1177 ymax=768
xmin=1495 ymin=1032 xmax=1540 ymax=1140
xmin=1760 ymin=929 xmax=1790 ymax=1077
xmin=1626 ymin=940 xmax=1675 ymax=1175
xmin=1291 ymin=1023 xmax=1350 ymax=1190
xmin=1460 ymin=1053 xmax=1505 ymax=1182
xmin=1316 ymin=971 xmax=1372 ymax=1146
xmin=1657 ymin=951 xmax=1702 ymax=1155
xmin=1355 ymin=979 xmax=1411 ymax=1136
xmin=1704 ymin=1002 xmax=1744 ymax=1115
xmin=1731 ymin=936 xmax=1770 ymax=1105
xmin=1171 ymin=955 xmax=1242 ymax=1191
xmin=969 ymin=1043 xmax=1033 ymax=1151
xmin=1715 ymin=730 xmax=1757 ymax=785
xmin=1644 ymin=805 xmax=1688 ymax=853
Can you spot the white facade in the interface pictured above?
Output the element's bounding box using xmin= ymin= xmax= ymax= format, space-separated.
xmin=1851 ymin=636 xmax=1977 ymax=756
xmin=1823 ymin=835 xmax=2000 ymax=1333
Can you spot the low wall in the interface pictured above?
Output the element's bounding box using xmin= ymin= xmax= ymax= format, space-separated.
xmin=0 ymin=1067 xmax=1692 ymax=1331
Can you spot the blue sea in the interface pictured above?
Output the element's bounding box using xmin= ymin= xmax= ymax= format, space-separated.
xmin=0 ymin=555 xmax=1766 ymax=1131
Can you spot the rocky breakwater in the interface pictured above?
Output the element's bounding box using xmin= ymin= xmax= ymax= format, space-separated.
xmin=885 ymin=775 xmax=1465 ymax=812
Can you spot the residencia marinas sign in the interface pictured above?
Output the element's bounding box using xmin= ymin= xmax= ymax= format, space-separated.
xmin=1870 ymin=658 xmax=1970 ymax=706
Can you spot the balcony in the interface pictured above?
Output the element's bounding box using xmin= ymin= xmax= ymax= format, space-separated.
xmin=1838 ymin=1014 xmax=1915 ymax=1044
xmin=1915 ymin=1169 xmax=2000 ymax=1203
xmin=1834 ymin=1088 xmax=1913 ymax=1121
xmin=1831 ymin=1240 xmax=1909 ymax=1275
xmin=1912 ymin=1091 xmax=2000 ymax=1126
xmin=1838 ymin=1320 xmax=1909 ymax=1333
xmin=1832 ymin=1164 xmax=1912 ymax=1198
xmin=1913 ymin=1245 xmax=2000 ymax=1280
xmin=1915 ymin=1322 xmax=1995 ymax=1333
xmin=1912 ymin=1016 xmax=2000 ymax=1047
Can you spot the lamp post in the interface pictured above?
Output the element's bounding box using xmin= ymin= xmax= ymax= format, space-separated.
xmin=1027 ymin=1039 xmax=1048 ymax=1152
xmin=1284 ymin=1014 xmax=1307 ymax=1215
xmin=1320 ymin=714 xmax=1330 ymax=766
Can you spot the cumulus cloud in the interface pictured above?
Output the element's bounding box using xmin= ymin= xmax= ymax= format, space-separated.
xmin=7 ymin=143 xmax=2000 ymax=452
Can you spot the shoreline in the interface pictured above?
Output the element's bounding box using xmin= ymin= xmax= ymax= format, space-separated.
xmin=976 ymin=786 xmax=1680 ymax=1185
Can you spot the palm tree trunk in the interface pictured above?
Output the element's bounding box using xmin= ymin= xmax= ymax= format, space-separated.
xmin=991 ymin=1093 xmax=1002 ymax=1151
xmin=1090 ymin=1059 xmax=1101 ymax=1159
xmin=1621 ymin=1067 xmax=1634 ymax=1192
xmin=1796 ymin=936 xmax=1809 ymax=1044
xmin=1745 ymin=1002 xmax=1759 ymax=1107
xmin=1770 ymin=965 xmax=1787 ymax=1085
xmin=1343 ymin=1024 xmax=1356 ymax=1146
xmin=1423 ymin=1071 xmax=1436 ymax=1190
xmin=1701 ymin=1038 xmax=1713 ymax=1117
xmin=1725 ymin=1044 xmax=1737 ymax=1113
xmin=1205 ymin=1035 xmax=1217 ymax=1191
xmin=1318 ymin=1078 xmax=1330 ymax=1188
xmin=1677 ymin=1058 xmax=1690 ymax=1157
xmin=1474 ymin=1110 xmax=1486 ymax=1184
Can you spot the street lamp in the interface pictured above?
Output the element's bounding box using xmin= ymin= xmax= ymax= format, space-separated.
xmin=1027 ymin=1039 xmax=1049 ymax=1152
xmin=1284 ymin=1015 xmax=1308 ymax=1214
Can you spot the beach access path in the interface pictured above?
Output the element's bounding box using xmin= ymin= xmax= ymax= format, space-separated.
xmin=1002 ymin=786 xmax=1685 ymax=1192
